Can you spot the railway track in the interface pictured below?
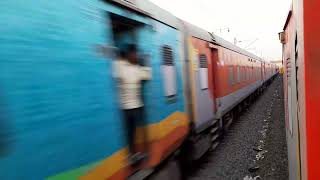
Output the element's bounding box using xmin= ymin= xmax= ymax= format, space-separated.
xmin=186 ymin=76 xmax=288 ymax=180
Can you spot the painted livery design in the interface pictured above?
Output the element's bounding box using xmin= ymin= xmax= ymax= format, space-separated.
xmin=0 ymin=0 xmax=278 ymax=179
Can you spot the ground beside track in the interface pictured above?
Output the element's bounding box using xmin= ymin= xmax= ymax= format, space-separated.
xmin=187 ymin=76 xmax=288 ymax=180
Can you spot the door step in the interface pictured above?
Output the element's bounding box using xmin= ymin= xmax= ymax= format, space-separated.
xmin=210 ymin=141 xmax=220 ymax=151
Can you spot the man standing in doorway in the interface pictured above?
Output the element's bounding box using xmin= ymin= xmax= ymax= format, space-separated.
xmin=113 ymin=44 xmax=152 ymax=165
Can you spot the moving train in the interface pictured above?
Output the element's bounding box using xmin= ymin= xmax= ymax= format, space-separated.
xmin=280 ymin=0 xmax=320 ymax=180
xmin=0 ymin=0 xmax=278 ymax=179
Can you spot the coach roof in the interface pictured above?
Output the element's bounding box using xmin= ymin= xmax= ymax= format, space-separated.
xmin=213 ymin=34 xmax=263 ymax=61
xmin=183 ymin=21 xmax=213 ymax=42
xmin=107 ymin=0 xmax=182 ymax=29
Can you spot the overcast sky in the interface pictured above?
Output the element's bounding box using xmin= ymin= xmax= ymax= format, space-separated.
xmin=149 ymin=0 xmax=292 ymax=61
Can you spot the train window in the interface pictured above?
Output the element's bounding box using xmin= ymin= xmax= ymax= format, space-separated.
xmin=243 ymin=66 xmax=248 ymax=81
xmin=200 ymin=54 xmax=208 ymax=68
xmin=161 ymin=45 xmax=177 ymax=98
xmin=252 ymin=67 xmax=254 ymax=80
xmin=252 ymin=67 xmax=254 ymax=79
xmin=247 ymin=67 xmax=249 ymax=81
xmin=162 ymin=45 xmax=174 ymax=66
xmin=199 ymin=54 xmax=208 ymax=90
xmin=247 ymin=67 xmax=249 ymax=80
xmin=228 ymin=66 xmax=234 ymax=86
xmin=259 ymin=67 xmax=261 ymax=79
xmin=242 ymin=67 xmax=246 ymax=82
xmin=245 ymin=67 xmax=248 ymax=81
xmin=237 ymin=66 xmax=241 ymax=83
xmin=240 ymin=67 xmax=243 ymax=82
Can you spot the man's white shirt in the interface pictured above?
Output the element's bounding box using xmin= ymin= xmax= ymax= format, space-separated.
xmin=113 ymin=60 xmax=152 ymax=110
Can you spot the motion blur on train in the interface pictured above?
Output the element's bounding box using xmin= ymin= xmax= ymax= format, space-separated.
xmin=0 ymin=0 xmax=278 ymax=179
xmin=279 ymin=0 xmax=320 ymax=180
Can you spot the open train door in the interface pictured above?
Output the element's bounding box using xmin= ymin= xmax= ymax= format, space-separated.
xmin=208 ymin=43 xmax=222 ymax=148
xmin=209 ymin=44 xmax=219 ymax=114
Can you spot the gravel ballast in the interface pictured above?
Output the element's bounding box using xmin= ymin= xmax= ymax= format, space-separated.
xmin=187 ymin=76 xmax=288 ymax=180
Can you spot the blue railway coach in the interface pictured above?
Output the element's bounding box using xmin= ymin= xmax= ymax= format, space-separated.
xmin=0 ymin=0 xmax=189 ymax=179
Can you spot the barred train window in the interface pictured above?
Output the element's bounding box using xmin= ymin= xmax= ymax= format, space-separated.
xmin=241 ymin=67 xmax=244 ymax=82
xmin=245 ymin=67 xmax=248 ymax=81
xmin=251 ymin=66 xmax=254 ymax=79
xmin=161 ymin=45 xmax=177 ymax=97
xmin=237 ymin=66 xmax=241 ymax=83
xmin=242 ymin=67 xmax=245 ymax=82
xmin=228 ymin=66 xmax=234 ymax=86
xmin=199 ymin=54 xmax=208 ymax=90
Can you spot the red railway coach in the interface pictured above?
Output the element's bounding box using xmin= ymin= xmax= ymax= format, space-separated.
xmin=183 ymin=22 xmax=278 ymax=162
xmin=280 ymin=0 xmax=320 ymax=180
xmin=210 ymin=36 xmax=266 ymax=123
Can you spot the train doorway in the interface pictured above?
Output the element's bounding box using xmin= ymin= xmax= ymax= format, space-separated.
xmin=211 ymin=47 xmax=219 ymax=113
xmin=107 ymin=12 xmax=151 ymax=156
xmin=109 ymin=13 xmax=144 ymax=56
